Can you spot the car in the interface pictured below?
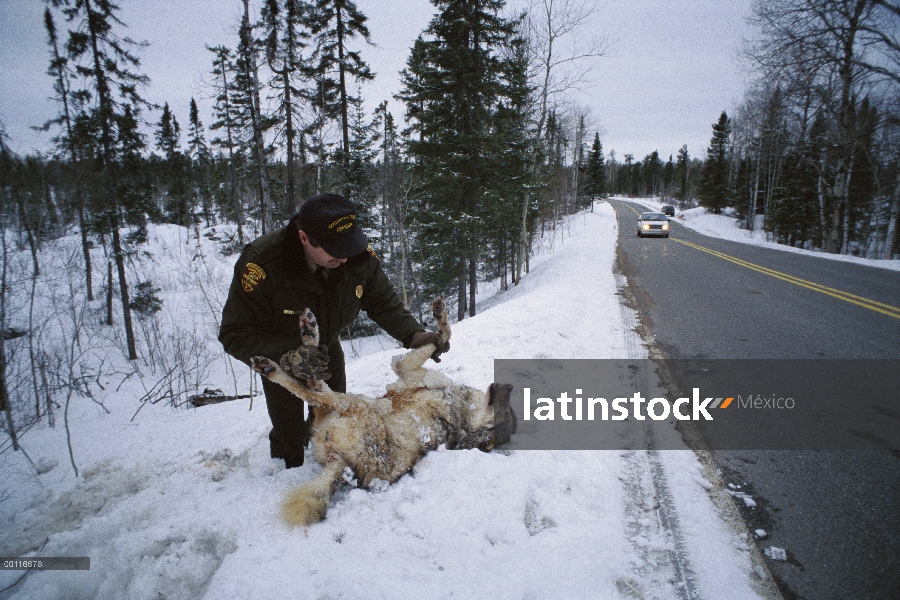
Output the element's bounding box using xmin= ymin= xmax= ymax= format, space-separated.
xmin=637 ymin=212 xmax=670 ymax=238
xmin=661 ymin=205 xmax=675 ymax=216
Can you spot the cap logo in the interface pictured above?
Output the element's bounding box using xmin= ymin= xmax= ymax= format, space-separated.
xmin=328 ymin=214 xmax=355 ymax=231
xmin=241 ymin=263 xmax=266 ymax=292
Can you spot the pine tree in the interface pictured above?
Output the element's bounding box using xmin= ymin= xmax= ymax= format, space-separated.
xmin=698 ymin=111 xmax=732 ymax=214
xmin=188 ymin=98 xmax=213 ymax=226
xmin=304 ymin=0 xmax=374 ymax=169
xmin=644 ymin=151 xmax=662 ymax=197
xmin=263 ymin=0 xmax=310 ymax=213
xmin=53 ymin=0 xmax=153 ymax=361
xmin=373 ymin=101 xmax=413 ymax=307
xmin=663 ymin=155 xmax=675 ymax=197
xmin=208 ymin=45 xmax=246 ymax=246
xmin=344 ymin=91 xmax=379 ymax=231
xmin=237 ymin=0 xmax=273 ymax=231
xmin=675 ymin=145 xmax=690 ymax=202
xmin=155 ymin=103 xmax=180 ymax=158
xmin=398 ymin=0 xmax=520 ymax=319
xmin=155 ymin=102 xmax=191 ymax=226
xmin=41 ymin=7 xmax=93 ymax=299
xmin=583 ymin=132 xmax=605 ymax=199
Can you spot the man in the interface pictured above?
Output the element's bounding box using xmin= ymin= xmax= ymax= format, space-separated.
xmin=220 ymin=193 xmax=447 ymax=468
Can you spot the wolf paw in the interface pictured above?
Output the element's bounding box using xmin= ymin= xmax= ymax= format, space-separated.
xmin=250 ymin=356 xmax=278 ymax=375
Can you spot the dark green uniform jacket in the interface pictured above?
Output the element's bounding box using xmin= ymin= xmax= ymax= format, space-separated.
xmin=219 ymin=223 xmax=423 ymax=467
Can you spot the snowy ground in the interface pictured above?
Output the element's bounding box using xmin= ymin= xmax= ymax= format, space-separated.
xmin=625 ymin=196 xmax=900 ymax=272
xmin=1 ymin=203 xmax=776 ymax=599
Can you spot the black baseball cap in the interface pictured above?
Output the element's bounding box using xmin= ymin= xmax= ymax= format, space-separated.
xmin=296 ymin=193 xmax=368 ymax=258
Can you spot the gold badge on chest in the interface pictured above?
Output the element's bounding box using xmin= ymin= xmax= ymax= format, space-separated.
xmin=355 ymin=285 xmax=363 ymax=299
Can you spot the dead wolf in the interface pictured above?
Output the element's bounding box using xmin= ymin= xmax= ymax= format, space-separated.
xmin=250 ymin=297 xmax=516 ymax=527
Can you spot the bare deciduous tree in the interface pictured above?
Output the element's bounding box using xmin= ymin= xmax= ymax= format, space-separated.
xmin=516 ymin=0 xmax=614 ymax=284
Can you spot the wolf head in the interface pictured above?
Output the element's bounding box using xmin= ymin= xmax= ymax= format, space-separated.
xmin=457 ymin=383 xmax=516 ymax=452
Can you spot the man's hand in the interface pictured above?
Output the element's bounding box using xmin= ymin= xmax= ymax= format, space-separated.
xmin=280 ymin=345 xmax=331 ymax=382
xmin=409 ymin=331 xmax=450 ymax=363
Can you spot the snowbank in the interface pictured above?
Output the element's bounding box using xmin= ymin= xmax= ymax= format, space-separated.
xmin=0 ymin=205 xmax=771 ymax=599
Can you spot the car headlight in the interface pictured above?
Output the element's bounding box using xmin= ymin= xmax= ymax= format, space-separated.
xmin=662 ymin=223 xmax=669 ymax=230
xmin=642 ymin=224 xmax=650 ymax=230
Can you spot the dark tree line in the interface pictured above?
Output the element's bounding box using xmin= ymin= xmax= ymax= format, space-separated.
xmin=604 ymin=145 xmax=702 ymax=203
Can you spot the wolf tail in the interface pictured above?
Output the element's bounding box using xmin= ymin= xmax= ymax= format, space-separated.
xmin=282 ymin=460 xmax=346 ymax=527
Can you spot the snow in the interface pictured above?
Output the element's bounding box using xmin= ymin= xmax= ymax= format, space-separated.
xmin=0 ymin=203 xmax=773 ymax=599
xmin=622 ymin=196 xmax=900 ymax=272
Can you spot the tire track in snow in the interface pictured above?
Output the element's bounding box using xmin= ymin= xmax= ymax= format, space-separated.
xmin=615 ymin=247 xmax=700 ymax=599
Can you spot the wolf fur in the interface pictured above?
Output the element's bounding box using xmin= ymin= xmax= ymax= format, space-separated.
xmin=250 ymin=297 xmax=516 ymax=527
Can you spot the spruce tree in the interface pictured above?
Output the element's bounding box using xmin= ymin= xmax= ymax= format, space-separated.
xmin=583 ymin=132 xmax=605 ymax=199
xmin=304 ymin=0 xmax=374 ymax=168
xmin=208 ymin=45 xmax=246 ymax=246
xmin=263 ymin=0 xmax=310 ymax=213
xmin=697 ymin=111 xmax=732 ymax=213
xmin=675 ymin=145 xmax=690 ymax=203
xmin=663 ymin=155 xmax=675 ymax=197
xmin=397 ymin=0 xmax=520 ymax=319
xmin=237 ymin=0 xmax=273 ymax=231
xmin=155 ymin=102 xmax=191 ymax=226
xmin=188 ymin=98 xmax=213 ymax=226
xmin=41 ymin=7 xmax=93 ymax=299
xmin=347 ymin=93 xmax=380 ymax=219
xmin=52 ymin=0 xmax=153 ymax=361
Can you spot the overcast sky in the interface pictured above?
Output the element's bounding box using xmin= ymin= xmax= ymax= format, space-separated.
xmin=0 ymin=0 xmax=754 ymax=163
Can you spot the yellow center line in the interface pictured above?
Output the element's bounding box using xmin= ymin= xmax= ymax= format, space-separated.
xmin=613 ymin=199 xmax=900 ymax=319
xmin=670 ymin=238 xmax=900 ymax=319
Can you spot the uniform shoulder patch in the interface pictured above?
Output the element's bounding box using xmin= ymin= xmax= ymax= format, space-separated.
xmin=241 ymin=262 xmax=266 ymax=292
xmin=367 ymin=244 xmax=378 ymax=259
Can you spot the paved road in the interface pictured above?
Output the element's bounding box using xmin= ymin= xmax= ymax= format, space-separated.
xmin=610 ymin=199 xmax=900 ymax=600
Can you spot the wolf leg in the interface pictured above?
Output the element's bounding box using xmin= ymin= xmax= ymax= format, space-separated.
xmin=282 ymin=460 xmax=347 ymax=527
xmin=391 ymin=297 xmax=452 ymax=379
xmin=251 ymin=356 xmax=361 ymax=414
xmin=430 ymin=296 xmax=451 ymax=346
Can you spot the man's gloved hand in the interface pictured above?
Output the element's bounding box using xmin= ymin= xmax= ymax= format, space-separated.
xmin=409 ymin=331 xmax=450 ymax=363
xmin=280 ymin=344 xmax=331 ymax=382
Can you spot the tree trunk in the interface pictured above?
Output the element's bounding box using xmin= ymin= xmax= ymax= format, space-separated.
xmin=515 ymin=189 xmax=529 ymax=285
xmin=106 ymin=260 xmax=113 ymax=326
xmin=0 ymin=223 xmax=19 ymax=449
xmin=283 ymin=66 xmax=296 ymax=209
xmin=500 ymin=234 xmax=507 ymax=291
xmin=16 ymin=196 xmax=39 ymax=277
xmin=336 ymin=5 xmax=350 ymax=162
xmin=840 ymin=153 xmax=855 ymax=254
xmin=242 ymin=0 xmax=272 ymax=233
xmin=112 ymin=228 xmax=137 ymax=360
xmin=216 ymin=53 xmax=244 ymax=247
xmin=468 ymin=256 xmax=476 ymax=317
xmin=79 ymin=205 xmax=93 ymax=300
xmin=457 ymin=263 xmax=466 ymax=321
